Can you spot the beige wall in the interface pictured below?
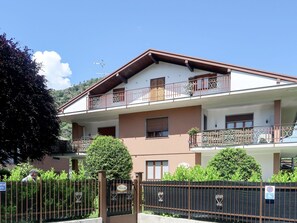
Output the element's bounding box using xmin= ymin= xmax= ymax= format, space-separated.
xmin=120 ymin=106 xmax=201 ymax=179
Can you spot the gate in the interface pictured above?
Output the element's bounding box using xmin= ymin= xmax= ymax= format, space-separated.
xmin=99 ymin=171 xmax=141 ymax=223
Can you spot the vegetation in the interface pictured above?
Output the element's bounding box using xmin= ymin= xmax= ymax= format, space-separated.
xmin=0 ymin=34 xmax=60 ymax=165
xmin=207 ymin=148 xmax=262 ymax=181
xmin=163 ymin=148 xmax=262 ymax=182
xmin=163 ymin=165 xmax=221 ymax=181
xmin=269 ymin=169 xmax=297 ymax=182
xmin=1 ymin=164 xmax=96 ymax=222
xmin=51 ymin=78 xmax=99 ymax=140
xmin=85 ymin=136 xmax=133 ymax=180
xmin=50 ymin=78 xmax=99 ymax=108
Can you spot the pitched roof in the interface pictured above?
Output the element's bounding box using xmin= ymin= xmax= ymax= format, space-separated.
xmin=59 ymin=49 xmax=297 ymax=111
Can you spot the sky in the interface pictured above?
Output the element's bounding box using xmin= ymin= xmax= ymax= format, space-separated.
xmin=1 ymin=0 xmax=297 ymax=90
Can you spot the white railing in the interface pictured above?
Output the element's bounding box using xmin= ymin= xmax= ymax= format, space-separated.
xmin=88 ymin=75 xmax=230 ymax=110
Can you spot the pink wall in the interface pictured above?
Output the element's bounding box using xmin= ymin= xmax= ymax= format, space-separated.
xmin=120 ymin=106 xmax=201 ymax=178
xmin=32 ymin=155 xmax=69 ymax=173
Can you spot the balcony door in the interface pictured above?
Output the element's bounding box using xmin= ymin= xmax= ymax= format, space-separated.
xmin=226 ymin=114 xmax=253 ymax=129
xmin=150 ymin=77 xmax=165 ymax=101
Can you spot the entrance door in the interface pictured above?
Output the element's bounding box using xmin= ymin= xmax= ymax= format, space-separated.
xmin=150 ymin=77 xmax=165 ymax=101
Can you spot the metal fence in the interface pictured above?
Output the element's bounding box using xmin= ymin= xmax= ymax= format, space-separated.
xmin=0 ymin=179 xmax=99 ymax=223
xmin=142 ymin=180 xmax=297 ymax=223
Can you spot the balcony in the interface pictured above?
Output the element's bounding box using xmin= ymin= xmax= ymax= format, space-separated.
xmin=72 ymin=138 xmax=93 ymax=153
xmin=189 ymin=124 xmax=297 ymax=148
xmin=88 ymin=75 xmax=230 ymax=110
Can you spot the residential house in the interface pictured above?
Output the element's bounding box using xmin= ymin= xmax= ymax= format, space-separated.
xmin=55 ymin=49 xmax=297 ymax=180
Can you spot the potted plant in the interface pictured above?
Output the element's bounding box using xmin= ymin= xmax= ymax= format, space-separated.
xmin=185 ymin=82 xmax=194 ymax=96
xmin=187 ymin=127 xmax=200 ymax=136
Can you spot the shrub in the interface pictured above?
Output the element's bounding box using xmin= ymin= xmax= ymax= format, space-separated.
xmin=163 ymin=165 xmax=221 ymax=181
xmin=85 ymin=136 xmax=133 ymax=180
xmin=207 ymin=148 xmax=262 ymax=181
xmin=269 ymin=169 xmax=297 ymax=182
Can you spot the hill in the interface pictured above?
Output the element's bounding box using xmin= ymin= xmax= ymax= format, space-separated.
xmin=51 ymin=78 xmax=100 ymax=139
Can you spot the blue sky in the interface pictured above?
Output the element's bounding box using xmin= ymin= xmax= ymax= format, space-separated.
xmin=1 ymin=0 xmax=297 ymax=89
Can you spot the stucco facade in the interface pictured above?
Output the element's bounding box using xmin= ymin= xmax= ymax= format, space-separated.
xmin=55 ymin=49 xmax=297 ymax=181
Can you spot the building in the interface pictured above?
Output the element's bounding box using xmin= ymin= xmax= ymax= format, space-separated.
xmin=56 ymin=49 xmax=297 ymax=180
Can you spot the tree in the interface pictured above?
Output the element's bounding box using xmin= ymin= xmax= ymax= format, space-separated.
xmin=85 ymin=136 xmax=133 ymax=180
xmin=207 ymin=148 xmax=262 ymax=181
xmin=0 ymin=34 xmax=60 ymax=165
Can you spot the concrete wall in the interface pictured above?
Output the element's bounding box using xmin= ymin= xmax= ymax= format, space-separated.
xmin=32 ymin=155 xmax=70 ymax=173
xmin=138 ymin=213 xmax=215 ymax=223
xmin=231 ymin=70 xmax=290 ymax=91
xmin=205 ymin=103 xmax=274 ymax=130
xmin=49 ymin=218 xmax=102 ymax=223
xmin=64 ymin=95 xmax=87 ymax=113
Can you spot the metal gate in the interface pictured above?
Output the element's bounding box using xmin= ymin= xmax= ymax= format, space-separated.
xmin=99 ymin=171 xmax=140 ymax=223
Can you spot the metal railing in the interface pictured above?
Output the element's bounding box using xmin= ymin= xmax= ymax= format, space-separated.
xmin=0 ymin=179 xmax=99 ymax=222
xmin=88 ymin=75 xmax=230 ymax=110
xmin=72 ymin=139 xmax=93 ymax=153
xmin=189 ymin=124 xmax=297 ymax=148
xmin=142 ymin=180 xmax=297 ymax=223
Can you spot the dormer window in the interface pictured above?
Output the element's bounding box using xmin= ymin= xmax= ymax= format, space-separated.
xmin=113 ymin=88 xmax=125 ymax=103
xmin=189 ymin=73 xmax=217 ymax=91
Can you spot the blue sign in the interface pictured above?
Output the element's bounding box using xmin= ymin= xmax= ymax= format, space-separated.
xmin=0 ymin=182 xmax=6 ymax=192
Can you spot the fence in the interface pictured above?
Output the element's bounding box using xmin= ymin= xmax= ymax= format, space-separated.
xmin=0 ymin=179 xmax=99 ymax=223
xmin=142 ymin=180 xmax=297 ymax=223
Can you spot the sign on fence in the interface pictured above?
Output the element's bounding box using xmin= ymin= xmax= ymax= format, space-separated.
xmin=0 ymin=182 xmax=6 ymax=191
xmin=265 ymin=185 xmax=275 ymax=200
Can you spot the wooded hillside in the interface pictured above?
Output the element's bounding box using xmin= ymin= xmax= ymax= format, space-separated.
xmin=51 ymin=78 xmax=100 ymax=139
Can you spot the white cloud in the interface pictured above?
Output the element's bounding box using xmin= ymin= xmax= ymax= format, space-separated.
xmin=33 ymin=51 xmax=72 ymax=90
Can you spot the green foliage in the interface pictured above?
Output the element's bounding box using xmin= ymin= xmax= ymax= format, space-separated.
xmin=1 ymin=164 xmax=97 ymax=222
xmin=207 ymin=148 xmax=262 ymax=181
xmin=269 ymin=169 xmax=297 ymax=182
xmin=0 ymin=34 xmax=60 ymax=165
xmin=4 ymin=163 xmax=37 ymax=181
xmin=163 ymin=165 xmax=221 ymax=181
xmin=50 ymin=78 xmax=99 ymax=108
xmin=85 ymin=136 xmax=133 ymax=180
xmin=50 ymin=78 xmax=100 ymax=140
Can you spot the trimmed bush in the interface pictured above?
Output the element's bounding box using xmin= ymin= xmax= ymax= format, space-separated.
xmin=207 ymin=148 xmax=262 ymax=181
xmin=85 ymin=136 xmax=133 ymax=180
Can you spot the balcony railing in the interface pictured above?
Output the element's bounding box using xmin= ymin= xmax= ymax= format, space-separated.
xmin=189 ymin=124 xmax=297 ymax=148
xmin=72 ymin=138 xmax=93 ymax=153
xmin=88 ymin=75 xmax=230 ymax=110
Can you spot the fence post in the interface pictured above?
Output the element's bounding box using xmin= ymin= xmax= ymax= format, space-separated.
xmin=39 ymin=178 xmax=42 ymax=223
xmin=99 ymin=171 xmax=107 ymax=223
xmin=259 ymin=181 xmax=263 ymax=223
xmin=188 ymin=180 xmax=191 ymax=219
xmin=135 ymin=172 xmax=143 ymax=214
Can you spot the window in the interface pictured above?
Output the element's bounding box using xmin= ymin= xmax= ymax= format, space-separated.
xmin=146 ymin=161 xmax=169 ymax=180
xmin=226 ymin=114 xmax=253 ymax=129
xmin=281 ymin=157 xmax=297 ymax=171
xmin=113 ymin=88 xmax=125 ymax=103
xmin=189 ymin=73 xmax=217 ymax=91
xmin=146 ymin=117 xmax=168 ymax=138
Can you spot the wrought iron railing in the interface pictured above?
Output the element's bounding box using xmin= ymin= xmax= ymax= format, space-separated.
xmin=72 ymin=139 xmax=93 ymax=153
xmin=0 ymin=179 xmax=98 ymax=222
xmin=189 ymin=124 xmax=297 ymax=148
xmin=88 ymin=75 xmax=230 ymax=110
xmin=142 ymin=180 xmax=297 ymax=222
